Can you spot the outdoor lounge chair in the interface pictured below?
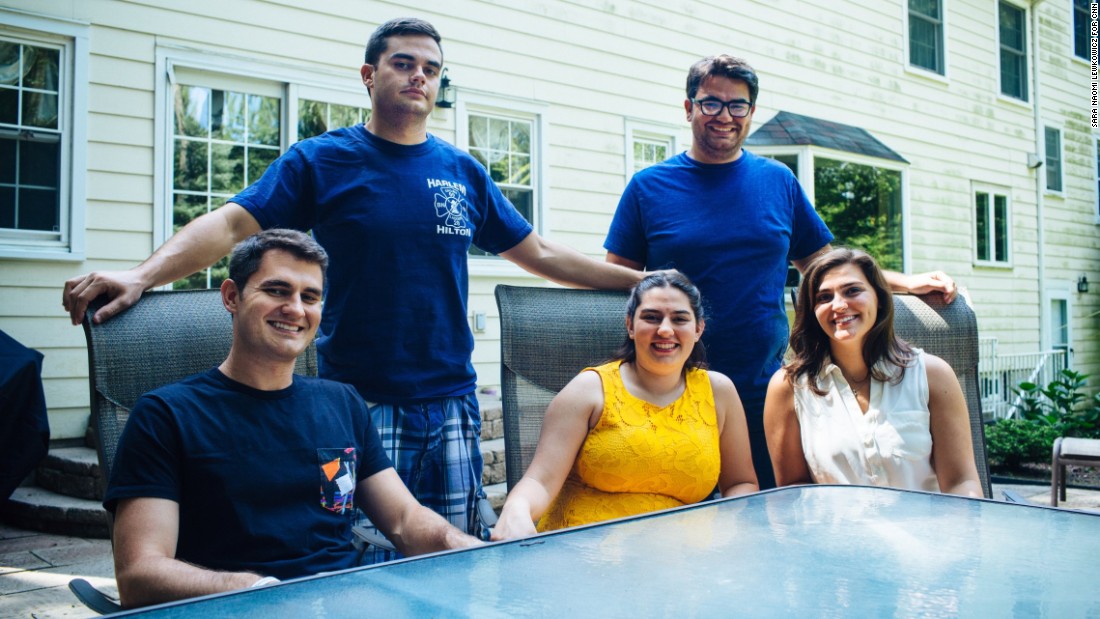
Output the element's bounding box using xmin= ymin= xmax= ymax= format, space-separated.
xmin=495 ymin=286 xmax=993 ymax=499
xmin=1051 ymin=437 xmax=1100 ymax=506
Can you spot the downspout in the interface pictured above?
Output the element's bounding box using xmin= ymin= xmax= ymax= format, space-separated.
xmin=1032 ymin=0 xmax=1047 ymax=350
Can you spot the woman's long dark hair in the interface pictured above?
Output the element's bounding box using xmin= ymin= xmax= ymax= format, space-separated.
xmin=611 ymin=271 xmax=708 ymax=370
xmin=785 ymin=248 xmax=913 ymax=395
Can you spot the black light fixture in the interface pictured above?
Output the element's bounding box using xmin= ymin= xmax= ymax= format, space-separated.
xmin=1078 ymin=275 xmax=1089 ymax=294
xmin=436 ymin=69 xmax=456 ymax=109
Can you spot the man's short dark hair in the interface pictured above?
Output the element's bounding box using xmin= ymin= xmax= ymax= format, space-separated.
xmin=228 ymin=229 xmax=329 ymax=290
xmin=685 ymin=55 xmax=759 ymax=105
xmin=364 ymin=17 xmax=443 ymax=66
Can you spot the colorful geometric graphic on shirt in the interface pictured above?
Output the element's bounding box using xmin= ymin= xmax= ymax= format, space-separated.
xmin=318 ymin=447 xmax=357 ymax=514
xmin=428 ymin=178 xmax=471 ymax=236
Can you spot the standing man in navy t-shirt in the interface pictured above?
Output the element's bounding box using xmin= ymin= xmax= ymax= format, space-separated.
xmin=605 ymin=55 xmax=958 ymax=489
xmin=65 ymin=18 xmax=647 ymax=544
xmin=105 ymin=230 xmax=479 ymax=609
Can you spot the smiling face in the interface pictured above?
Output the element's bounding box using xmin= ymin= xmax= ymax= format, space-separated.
xmin=813 ymin=263 xmax=879 ymax=347
xmin=685 ymin=75 xmax=755 ymax=164
xmin=360 ymin=34 xmax=443 ymax=123
xmin=223 ymin=249 xmax=324 ymax=365
xmin=627 ymin=286 xmax=705 ymax=374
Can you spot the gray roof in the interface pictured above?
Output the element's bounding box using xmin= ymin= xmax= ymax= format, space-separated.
xmin=746 ymin=111 xmax=908 ymax=163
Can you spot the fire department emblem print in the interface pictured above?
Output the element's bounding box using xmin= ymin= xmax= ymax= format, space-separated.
xmin=434 ymin=185 xmax=469 ymax=232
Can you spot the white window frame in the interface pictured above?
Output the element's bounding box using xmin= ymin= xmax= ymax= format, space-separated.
xmin=903 ymin=0 xmax=949 ymax=80
xmin=972 ymin=184 xmax=1013 ymax=267
xmin=1044 ymin=125 xmax=1064 ymax=195
xmin=153 ymin=45 xmax=367 ymax=251
xmin=0 ymin=9 xmax=88 ymax=261
xmin=455 ymin=90 xmax=547 ymax=278
xmin=1072 ymin=0 xmax=1091 ymax=63
xmin=996 ymin=0 xmax=1030 ymax=104
xmin=624 ymin=119 xmax=680 ymax=182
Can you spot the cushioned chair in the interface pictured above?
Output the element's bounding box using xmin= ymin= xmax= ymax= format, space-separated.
xmin=495 ymin=286 xmax=993 ymax=499
xmin=1051 ymin=437 xmax=1100 ymax=506
xmin=70 ymin=289 xmax=319 ymax=614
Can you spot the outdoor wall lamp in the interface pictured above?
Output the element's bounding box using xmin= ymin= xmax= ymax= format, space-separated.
xmin=1078 ymin=275 xmax=1089 ymax=294
xmin=436 ymin=69 xmax=456 ymax=109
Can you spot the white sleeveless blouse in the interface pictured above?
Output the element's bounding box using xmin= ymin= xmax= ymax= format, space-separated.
xmin=792 ymin=349 xmax=939 ymax=492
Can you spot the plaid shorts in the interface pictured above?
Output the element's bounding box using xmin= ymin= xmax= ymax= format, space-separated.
xmin=361 ymin=393 xmax=486 ymax=564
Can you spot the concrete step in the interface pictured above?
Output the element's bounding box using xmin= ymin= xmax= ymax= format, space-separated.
xmin=480 ymin=437 xmax=505 ymax=486
xmin=35 ymin=446 xmax=102 ymax=501
xmin=1 ymin=486 xmax=110 ymax=539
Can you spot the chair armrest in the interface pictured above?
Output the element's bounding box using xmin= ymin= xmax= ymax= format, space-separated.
xmin=352 ymin=525 xmax=397 ymax=553
xmin=69 ymin=578 xmax=122 ymax=615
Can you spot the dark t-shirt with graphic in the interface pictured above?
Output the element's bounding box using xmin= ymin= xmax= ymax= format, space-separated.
xmin=104 ymin=369 xmax=391 ymax=579
xmin=233 ymin=126 xmax=533 ymax=402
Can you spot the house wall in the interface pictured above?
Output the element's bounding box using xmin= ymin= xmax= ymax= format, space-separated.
xmin=0 ymin=0 xmax=1095 ymax=440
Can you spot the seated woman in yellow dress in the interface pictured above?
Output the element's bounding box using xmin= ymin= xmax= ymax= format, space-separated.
xmin=491 ymin=271 xmax=759 ymax=540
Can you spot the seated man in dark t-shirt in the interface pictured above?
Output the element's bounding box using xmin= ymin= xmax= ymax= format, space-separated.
xmin=104 ymin=229 xmax=480 ymax=608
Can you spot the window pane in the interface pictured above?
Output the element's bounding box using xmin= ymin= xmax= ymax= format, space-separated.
xmin=19 ymin=138 xmax=59 ymax=187
xmin=488 ymin=117 xmax=509 ymax=151
xmin=994 ymin=195 xmax=1008 ymax=262
xmin=813 ymin=158 xmax=902 ymax=270
xmin=0 ymin=135 xmax=14 ymax=184
xmin=509 ymin=153 xmax=531 ymax=186
xmin=909 ymin=19 xmax=939 ymax=72
xmin=774 ymin=154 xmax=798 ymax=175
xmin=18 ymin=187 xmax=58 ymax=231
xmin=298 ymin=99 xmax=326 ymax=139
xmin=0 ymin=186 xmax=13 ymax=228
xmin=330 ymin=103 xmax=358 ymax=130
xmin=999 ymin=2 xmax=1027 ymax=100
xmin=0 ymin=42 xmax=18 ymax=87
xmin=469 ymin=115 xmax=488 ymax=149
xmin=212 ymin=90 xmax=245 ymax=142
xmin=247 ymin=146 xmax=279 ymax=185
xmin=174 ymin=85 xmax=210 ymax=138
xmin=910 ymin=0 xmax=939 ymax=19
xmin=1050 ymin=299 xmax=1068 ymax=349
xmin=975 ymin=193 xmax=989 ymax=261
xmin=487 ymin=150 xmax=507 ymax=183
xmin=248 ymin=94 xmax=280 ymax=146
xmin=173 ymin=138 xmax=208 ymax=191
xmin=0 ymin=88 xmax=16 ymax=125
xmin=22 ymin=91 xmax=57 ymax=128
xmin=210 ymin=142 xmax=243 ymax=194
xmin=511 ymin=121 xmax=531 ymax=154
xmin=24 ymin=46 xmax=58 ymax=91
xmin=1045 ymin=127 xmax=1061 ymax=192
xmin=172 ymin=193 xmax=207 ymax=230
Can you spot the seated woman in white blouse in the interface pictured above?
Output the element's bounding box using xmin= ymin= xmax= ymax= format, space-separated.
xmin=763 ymin=248 xmax=981 ymax=497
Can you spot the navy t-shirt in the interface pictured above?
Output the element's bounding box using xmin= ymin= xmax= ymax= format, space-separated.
xmin=104 ymin=369 xmax=391 ymax=580
xmin=605 ymin=150 xmax=833 ymax=403
xmin=232 ymin=126 xmax=533 ymax=402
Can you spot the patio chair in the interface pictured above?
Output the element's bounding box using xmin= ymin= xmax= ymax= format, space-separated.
xmin=891 ymin=293 xmax=992 ymax=499
xmin=1051 ymin=437 xmax=1100 ymax=506
xmin=495 ymin=286 xmax=993 ymax=499
xmin=70 ymin=289 xmax=321 ymax=614
xmin=496 ymin=285 xmax=629 ymax=492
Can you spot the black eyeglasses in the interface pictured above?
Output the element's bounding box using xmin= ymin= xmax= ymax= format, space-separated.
xmin=692 ymin=98 xmax=752 ymax=118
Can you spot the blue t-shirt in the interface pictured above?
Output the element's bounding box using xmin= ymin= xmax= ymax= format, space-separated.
xmin=104 ymin=369 xmax=392 ymax=580
xmin=232 ymin=126 xmax=533 ymax=402
xmin=605 ymin=150 xmax=832 ymax=403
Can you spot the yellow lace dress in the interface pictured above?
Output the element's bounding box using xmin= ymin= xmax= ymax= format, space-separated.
xmin=537 ymin=360 xmax=720 ymax=532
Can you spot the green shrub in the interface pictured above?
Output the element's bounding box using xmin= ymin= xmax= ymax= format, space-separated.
xmin=985 ymin=418 xmax=1061 ymax=468
xmin=1013 ymin=370 xmax=1100 ymax=439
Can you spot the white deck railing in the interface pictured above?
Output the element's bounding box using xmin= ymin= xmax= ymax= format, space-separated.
xmin=978 ymin=337 xmax=1068 ymax=420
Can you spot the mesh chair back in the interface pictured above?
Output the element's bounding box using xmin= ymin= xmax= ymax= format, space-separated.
xmin=892 ymin=294 xmax=992 ymax=498
xmin=83 ymin=289 xmax=318 ymax=527
xmin=495 ymin=286 xmax=629 ymax=491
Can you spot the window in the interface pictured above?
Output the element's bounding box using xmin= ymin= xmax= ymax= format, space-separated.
xmin=0 ymin=13 xmax=87 ymax=259
xmin=1074 ymin=0 xmax=1090 ymax=60
xmin=814 ymin=158 xmax=904 ymax=271
xmin=1045 ymin=126 xmax=1063 ymax=193
xmin=908 ymin=0 xmax=944 ymax=74
xmin=632 ymin=136 xmax=670 ymax=173
xmin=974 ymin=187 xmax=1010 ymax=265
xmin=171 ymin=81 xmax=282 ymax=289
xmin=464 ymin=109 xmax=537 ymax=257
xmin=159 ymin=52 xmax=371 ymax=288
xmin=625 ymin=120 xmax=678 ymax=182
xmin=1050 ymin=298 xmax=1069 ymax=354
xmin=999 ymin=2 xmax=1028 ymax=101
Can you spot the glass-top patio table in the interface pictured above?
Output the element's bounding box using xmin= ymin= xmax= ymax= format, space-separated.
xmin=110 ymin=485 xmax=1100 ymax=618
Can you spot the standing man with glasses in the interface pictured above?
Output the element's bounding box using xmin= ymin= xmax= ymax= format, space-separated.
xmin=604 ymin=55 xmax=957 ymax=489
